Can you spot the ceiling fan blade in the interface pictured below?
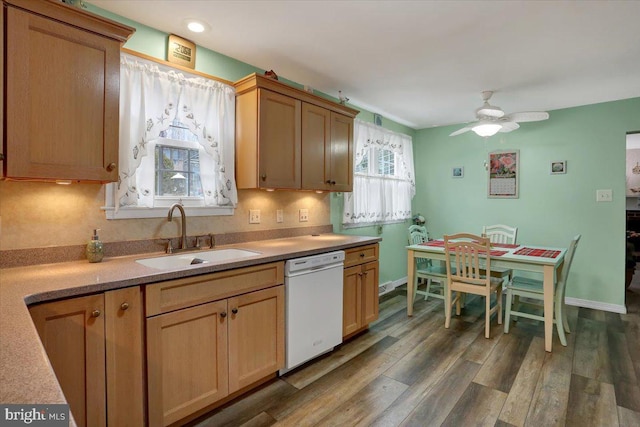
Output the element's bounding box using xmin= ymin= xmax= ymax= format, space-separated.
xmin=499 ymin=121 xmax=520 ymax=133
xmin=506 ymin=111 xmax=549 ymax=123
xmin=449 ymin=126 xmax=473 ymax=136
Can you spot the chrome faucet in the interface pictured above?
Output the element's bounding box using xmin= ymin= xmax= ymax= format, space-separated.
xmin=168 ymin=203 xmax=188 ymax=251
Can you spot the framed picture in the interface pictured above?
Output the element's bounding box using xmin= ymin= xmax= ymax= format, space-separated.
xmin=551 ymin=160 xmax=567 ymax=174
xmin=452 ymin=167 xmax=464 ymax=178
xmin=373 ymin=113 xmax=383 ymax=126
xmin=167 ymin=34 xmax=196 ymax=69
xmin=488 ymin=150 xmax=519 ymax=198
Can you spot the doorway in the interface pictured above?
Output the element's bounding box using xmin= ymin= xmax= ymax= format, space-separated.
xmin=625 ymin=131 xmax=640 ymax=311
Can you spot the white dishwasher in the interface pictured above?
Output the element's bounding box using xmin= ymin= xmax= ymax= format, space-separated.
xmin=281 ymin=250 xmax=345 ymax=374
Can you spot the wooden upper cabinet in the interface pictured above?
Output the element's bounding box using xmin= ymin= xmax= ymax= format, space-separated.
xmin=2 ymin=0 xmax=134 ymax=182
xmin=235 ymin=73 xmax=358 ymax=191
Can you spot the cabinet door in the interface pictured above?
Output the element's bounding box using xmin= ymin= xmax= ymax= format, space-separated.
xmin=329 ymin=112 xmax=354 ymax=192
xmin=258 ymin=89 xmax=301 ymax=189
xmin=30 ymin=295 xmax=106 ymax=427
xmin=5 ymin=6 xmax=120 ymax=182
xmin=301 ymin=103 xmax=331 ymax=190
xmin=228 ymin=286 xmax=285 ymax=393
xmin=361 ymin=261 xmax=380 ymax=325
xmin=343 ymin=266 xmax=363 ymax=337
xmin=147 ymin=300 xmax=229 ymax=427
xmin=105 ymin=287 xmax=145 ymax=427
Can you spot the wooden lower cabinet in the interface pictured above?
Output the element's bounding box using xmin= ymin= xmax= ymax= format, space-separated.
xmin=29 ymin=287 xmax=145 ymax=427
xmin=342 ymin=244 xmax=380 ymax=338
xmin=146 ymin=285 xmax=285 ymax=426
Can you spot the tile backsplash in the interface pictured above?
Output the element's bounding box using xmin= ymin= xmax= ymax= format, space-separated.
xmin=0 ymin=181 xmax=330 ymax=251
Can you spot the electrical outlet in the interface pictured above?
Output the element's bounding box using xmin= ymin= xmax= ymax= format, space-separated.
xmin=299 ymin=209 xmax=309 ymax=222
xmin=276 ymin=209 xmax=284 ymax=223
xmin=596 ymin=189 xmax=612 ymax=202
xmin=249 ymin=209 xmax=261 ymax=224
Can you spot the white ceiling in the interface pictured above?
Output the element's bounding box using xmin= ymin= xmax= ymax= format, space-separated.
xmin=90 ymin=0 xmax=640 ymax=130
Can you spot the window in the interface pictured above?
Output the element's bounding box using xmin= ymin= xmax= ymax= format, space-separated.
xmin=155 ymin=145 xmax=202 ymax=198
xmin=344 ymin=120 xmax=415 ymax=226
xmin=104 ymin=53 xmax=237 ymax=219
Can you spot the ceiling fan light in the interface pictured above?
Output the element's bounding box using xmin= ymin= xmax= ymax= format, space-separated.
xmin=472 ymin=122 xmax=502 ymax=137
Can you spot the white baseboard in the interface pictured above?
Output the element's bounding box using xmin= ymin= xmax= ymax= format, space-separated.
xmin=379 ymin=276 xmax=408 ymax=296
xmin=565 ymin=297 xmax=627 ymax=314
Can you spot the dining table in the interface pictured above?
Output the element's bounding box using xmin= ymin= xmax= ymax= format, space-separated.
xmin=406 ymin=239 xmax=567 ymax=352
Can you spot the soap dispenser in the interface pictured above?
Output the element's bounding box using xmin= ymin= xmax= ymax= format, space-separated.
xmin=86 ymin=229 xmax=104 ymax=263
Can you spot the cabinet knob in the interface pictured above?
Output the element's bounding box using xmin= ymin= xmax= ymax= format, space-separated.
xmin=261 ymin=174 xmax=267 ymax=181
xmin=325 ymin=180 xmax=332 ymax=184
xmin=120 ymin=302 xmax=129 ymax=311
xmin=91 ymin=309 xmax=101 ymax=318
xmin=0 ymin=153 xmax=4 ymax=161
xmin=220 ymin=312 xmax=227 ymax=318
xmin=331 ymin=180 xmax=336 ymax=185
xmin=360 ymin=253 xmax=365 ymax=258
xmin=232 ymin=308 xmax=238 ymax=314
xmin=106 ymin=162 xmax=117 ymax=172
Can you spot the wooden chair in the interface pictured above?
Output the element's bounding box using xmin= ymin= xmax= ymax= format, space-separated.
xmin=482 ymin=224 xmax=519 ymax=286
xmin=408 ymin=225 xmax=446 ymax=302
xmin=504 ymin=234 xmax=581 ymax=346
xmin=444 ymin=233 xmax=503 ymax=338
xmin=482 ymin=224 xmax=518 ymax=244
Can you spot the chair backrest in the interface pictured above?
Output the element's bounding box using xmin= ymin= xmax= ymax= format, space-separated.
xmin=444 ymin=233 xmax=492 ymax=288
xmin=557 ymin=234 xmax=581 ymax=299
xmin=408 ymin=225 xmax=428 ymax=245
xmin=482 ymin=224 xmax=518 ymax=244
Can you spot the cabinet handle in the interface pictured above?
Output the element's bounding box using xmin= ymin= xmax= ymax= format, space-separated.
xmin=325 ymin=180 xmax=332 ymax=184
xmin=360 ymin=253 xmax=365 ymax=258
xmin=331 ymin=180 xmax=336 ymax=185
xmin=261 ymin=174 xmax=267 ymax=181
xmin=91 ymin=310 xmax=101 ymax=318
xmin=232 ymin=308 xmax=238 ymax=314
xmin=220 ymin=312 xmax=227 ymax=318
xmin=120 ymin=302 xmax=129 ymax=311
xmin=106 ymin=162 xmax=117 ymax=172
xmin=0 ymin=153 xmax=4 ymax=161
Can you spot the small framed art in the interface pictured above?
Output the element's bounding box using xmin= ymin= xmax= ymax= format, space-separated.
xmin=452 ymin=167 xmax=464 ymax=178
xmin=167 ymin=34 xmax=196 ymax=69
xmin=551 ymin=160 xmax=566 ymax=174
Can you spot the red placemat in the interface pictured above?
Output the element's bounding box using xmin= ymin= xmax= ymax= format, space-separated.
xmin=421 ymin=240 xmax=445 ymax=247
xmin=419 ymin=241 xmax=507 ymax=256
xmin=491 ymin=243 xmax=520 ymax=249
xmin=513 ymin=247 xmax=561 ymax=258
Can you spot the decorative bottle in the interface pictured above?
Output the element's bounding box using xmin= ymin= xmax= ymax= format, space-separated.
xmin=86 ymin=229 xmax=104 ymax=263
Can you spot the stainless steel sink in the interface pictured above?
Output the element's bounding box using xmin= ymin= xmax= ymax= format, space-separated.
xmin=136 ymin=248 xmax=261 ymax=269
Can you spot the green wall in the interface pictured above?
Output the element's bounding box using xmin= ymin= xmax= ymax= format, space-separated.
xmin=413 ymin=98 xmax=640 ymax=310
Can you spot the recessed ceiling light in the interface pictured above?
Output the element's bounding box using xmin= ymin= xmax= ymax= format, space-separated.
xmin=185 ymin=19 xmax=209 ymax=33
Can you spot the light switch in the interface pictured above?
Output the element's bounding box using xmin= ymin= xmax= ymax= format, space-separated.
xmin=596 ymin=189 xmax=612 ymax=202
xmin=249 ymin=209 xmax=261 ymax=223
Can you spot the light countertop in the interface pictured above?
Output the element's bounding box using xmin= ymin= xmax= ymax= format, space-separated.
xmin=0 ymin=233 xmax=380 ymax=409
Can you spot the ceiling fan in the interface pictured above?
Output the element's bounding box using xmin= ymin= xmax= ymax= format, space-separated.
xmin=450 ymin=91 xmax=549 ymax=137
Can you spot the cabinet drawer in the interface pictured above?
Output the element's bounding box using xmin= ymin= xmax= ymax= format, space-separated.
xmin=146 ymin=262 xmax=284 ymax=316
xmin=343 ymin=244 xmax=379 ymax=268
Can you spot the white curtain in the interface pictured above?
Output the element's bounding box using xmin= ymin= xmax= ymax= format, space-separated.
xmin=343 ymin=119 xmax=415 ymax=225
xmin=116 ymin=53 xmax=237 ymax=211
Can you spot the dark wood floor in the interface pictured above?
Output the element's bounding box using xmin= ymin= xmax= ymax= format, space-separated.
xmin=191 ymin=275 xmax=640 ymax=427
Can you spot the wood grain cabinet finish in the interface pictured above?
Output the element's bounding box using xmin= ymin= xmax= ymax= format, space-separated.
xmin=29 ymin=287 xmax=145 ymax=427
xmin=145 ymin=263 xmax=285 ymax=426
xmin=301 ymin=104 xmax=354 ymax=192
xmin=235 ymin=73 xmax=358 ymax=191
xmin=2 ymin=0 xmax=134 ymax=182
xmin=342 ymin=244 xmax=380 ymax=338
